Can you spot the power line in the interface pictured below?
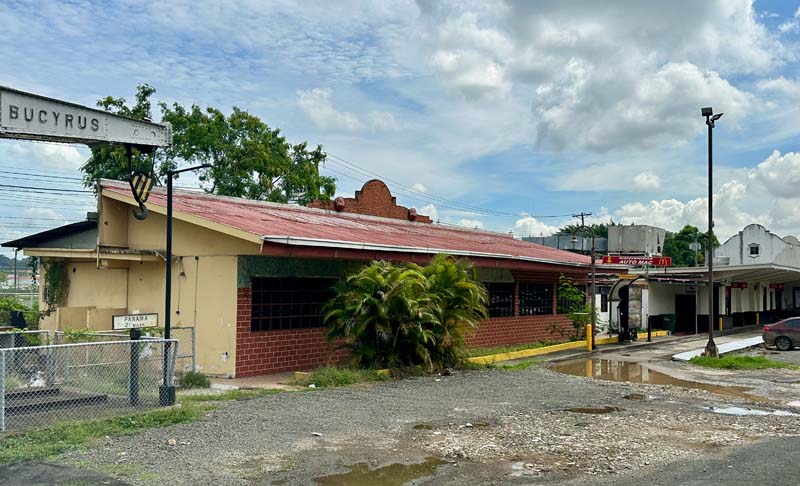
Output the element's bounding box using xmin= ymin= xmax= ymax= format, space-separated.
xmin=323 ymin=154 xmax=573 ymax=220
xmin=0 ymin=169 xmax=84 ymax=182
xmin=0 ymin=184 xmax=91 ymax=194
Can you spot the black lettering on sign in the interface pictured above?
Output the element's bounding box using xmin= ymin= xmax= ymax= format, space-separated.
xmin=52 ymin=111 xmax=60 ymax=125
xmin=77 ymin=115 xmax=87 ymax=129
xmin=91 ymin=118 xmax=99 ymax=131
xmin=24 ymin=107 xmax=34 ymax=122
xmin=9 ymin=105 xmax=18 ymax=119
xmin=65 ymin=114 xmax=73 ymax=128
xmin=38 ymin=110 xmax=47 ymax=123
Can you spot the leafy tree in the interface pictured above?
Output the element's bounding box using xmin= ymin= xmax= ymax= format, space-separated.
xmin=324 ymin=255 xmax=487 ymax=370
xmin=81 ymin=85 xmax=336 ymax=205
xmin=557 ymin=275 xmax=592 ymax=339
xmin=662 ymin=225 xmax=719 ymax=267
xmin=559 ymin=223 xmax=608 ymax=239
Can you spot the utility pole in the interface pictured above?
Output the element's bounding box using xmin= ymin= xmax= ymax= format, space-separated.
xmin=571 ymin=213 xmax=596 ymax=350
xmin=13 ymin=249 xmax=17 ymax=292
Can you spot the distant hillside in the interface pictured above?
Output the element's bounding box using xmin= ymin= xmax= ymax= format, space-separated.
xmin=0 ymin=255 xmax=30 ymax=274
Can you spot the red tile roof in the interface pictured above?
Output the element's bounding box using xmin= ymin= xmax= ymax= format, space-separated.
xmin=101 ymin=180 xmax=591 ymax=267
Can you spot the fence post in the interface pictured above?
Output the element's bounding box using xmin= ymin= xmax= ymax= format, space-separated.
xmin=160 ymin=340 xmax=176 ymax=406
xmin=129 ymin=329 xmax=141 ymax=406
xmin=191 ymin=327 xmax=196 ymax=373
xmin=0 ymin=350 xmax=5 ymax=432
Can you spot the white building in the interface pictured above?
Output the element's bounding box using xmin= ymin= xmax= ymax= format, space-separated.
xmin=630 ymin=224 xmax=800 ymax=334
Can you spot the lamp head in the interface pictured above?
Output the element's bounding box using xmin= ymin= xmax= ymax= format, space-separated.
xmin=701 ymin=107 xmax=713 ymax=117
xmin=711 ymin=113 xmax=723 ymax=121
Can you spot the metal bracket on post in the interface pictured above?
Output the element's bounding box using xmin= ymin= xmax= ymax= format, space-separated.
xmin=129 ymin=329 xmax=141 ymax=406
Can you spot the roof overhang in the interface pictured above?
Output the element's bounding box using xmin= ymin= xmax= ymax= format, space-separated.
xmin=22 ymin=248 xmax=161 ymax=262
xmin=261 ymin=235 xmax=593 ymax=269
xmin=636 ymin=263 xmax=800 ymax=285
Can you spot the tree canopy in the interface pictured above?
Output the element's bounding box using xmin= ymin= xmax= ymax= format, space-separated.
xmin=559 ymin=223 xmax=608 ymax=239
xmin=81 ymin=84 xmax=336 ymax=205
xmin=662 ymin=225 xmax=720 ymax=267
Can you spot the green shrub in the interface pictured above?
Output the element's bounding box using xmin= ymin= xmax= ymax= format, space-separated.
xmin=324 ymin=254 xmax=487 ymax=371
xmin=179 ymin=371 xmax=211 ymax=389
xmin=294 ymin=366 xmax=389 ymax=388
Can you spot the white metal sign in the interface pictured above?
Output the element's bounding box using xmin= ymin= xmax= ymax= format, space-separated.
xmin=0 ymin=86 xmax=171 ymax=147
xmin=113 ymin=313 xmax=158 ymax=330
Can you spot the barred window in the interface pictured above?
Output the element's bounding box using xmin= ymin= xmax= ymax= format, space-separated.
xmin=558 ymin=284 xmax=587 ymax=313
xmin=484 ymin=282 xmax=515 ymax=318
xmin=250 ymin=277 xmax=336 ymax=331
xmin=519 ymin=283 xmax=553 ymax=315
xmin=597 ymin=285 xmax=611 ymax=312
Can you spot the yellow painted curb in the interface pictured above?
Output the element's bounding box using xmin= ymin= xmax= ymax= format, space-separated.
xmin=468 ymin=330 xmax=671 ymax=365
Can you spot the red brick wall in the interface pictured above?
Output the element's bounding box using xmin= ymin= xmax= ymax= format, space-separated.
xmin=236 ymin=287 xmax=577 ymax=376
xmin=308 ymin=179 xmax=432 ymax=223
xmin=235 ymin=288 xmax=348 ymax=377
xmin=466 ymin=315 xmax=576 ymax=348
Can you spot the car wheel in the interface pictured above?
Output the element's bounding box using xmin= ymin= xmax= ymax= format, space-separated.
xmin=775 ymin=336 xmax=793 ymax=351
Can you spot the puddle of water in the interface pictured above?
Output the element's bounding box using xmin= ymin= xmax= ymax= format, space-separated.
xmin=623 ymin=393 xmax=647 ymax=401
xmin=565 ymin=406 xmax=623 ymax=414
xmin=704 ymin=406 xmax=798 ymax=416
xmin=315 ymin=457 xmax=447 ymax=486
xmin=550 ymin=359 xmax=765 ymax=402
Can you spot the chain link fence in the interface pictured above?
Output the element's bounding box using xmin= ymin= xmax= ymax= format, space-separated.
xmin=53 ymin=327 xmax=195 ymax=373
xmin=0 ymin=329 xmax=51 ymax=348
xmin=1 ymin=338 xmax=178 ymax=432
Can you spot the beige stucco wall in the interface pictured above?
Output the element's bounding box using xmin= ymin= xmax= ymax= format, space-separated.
xmin=36 ymin=195 xmax=260 ymax=376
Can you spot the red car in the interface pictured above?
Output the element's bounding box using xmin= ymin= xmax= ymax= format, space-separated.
xmin=763 ymin=318 xmax=800 ymax=351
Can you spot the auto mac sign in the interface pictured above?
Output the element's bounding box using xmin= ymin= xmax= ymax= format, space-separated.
xmin=0 ymin=86 xmax=171 ymax=147
xmin=113 ymin=313 xmax=158 ymax=330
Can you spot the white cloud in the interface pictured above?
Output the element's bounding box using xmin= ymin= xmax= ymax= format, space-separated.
xmin=748 ymin=150 xmax=800 ymax=198
xmin=632 ymin=172 xmax=661 ymax=192
xmin=513 ymin=215 xmax=560 ymax=238
xmin=420 ymin=204 xmax=439 ymax=222
xmin=459 ymin=218 xmax=484 ymax=229
xmin=22 ymin=207 xmax=63 ymax=221
xmin=757 ymin=76 xmax=800 ymax=99
xmin=296 ymin=88 xmax=397 ymax=132
xmin=412 ymin=183 xmax=427 ymax=193
xmin=9 ymin=143 xmax=86 ymax=169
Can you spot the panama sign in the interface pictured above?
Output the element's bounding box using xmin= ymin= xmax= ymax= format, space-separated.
xmin=113 ymin=313 xmax=159 ymax=330
xmin=0 ymin=86 xmax=171 ymax=147
xmin=602 ymin=255 xmax=672 ymax=266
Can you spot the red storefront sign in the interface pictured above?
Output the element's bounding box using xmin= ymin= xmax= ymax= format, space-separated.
xmin=731 ymin=282 xmax=748 ymax=289
xmin=601 ymin=256 xmax=672 ymax=266
xmin=769 ymin=283 xmax=784 ymax=290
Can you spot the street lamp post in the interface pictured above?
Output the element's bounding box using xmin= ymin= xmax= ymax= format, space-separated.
xmin=160 ymin=164 xmax=211 ymax=405
xmin=572 ymin=224 xmax=596 ymax=350
xmin=701 ymin=107 xmax=722 ymax=358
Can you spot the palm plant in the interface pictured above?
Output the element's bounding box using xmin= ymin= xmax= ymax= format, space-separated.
xmin=324 ymin=255 xmax=488 ymax=370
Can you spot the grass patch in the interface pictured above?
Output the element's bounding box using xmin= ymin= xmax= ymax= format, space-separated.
xmin=179 ymin=388 xmax=283 ymax=403
xmin=179 ymin=371 xmax=211 ymax=389
xmin=499 ymin=360 xmax=540 ymax=371
xmin=293 ymin=366 xmax=390 ymax=388
xmin=0 ymin=406 xmax=204 ymax=465
xmin=465 ymin=340 xmax=561 ymax=358
xmin=689 ymin=355 xmax=800 ymax=370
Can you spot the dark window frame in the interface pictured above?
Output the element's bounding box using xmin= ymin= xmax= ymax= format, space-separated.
xmin=518 ymin=282 xmax=553 ymax=316
xmin=250 ymin=277 xmax=336 ymax=332
xmin=484 ymin=282 xmax=515 ymax=318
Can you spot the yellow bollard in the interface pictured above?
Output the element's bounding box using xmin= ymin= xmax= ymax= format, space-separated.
xmin=756 ymin=312 xmax=760 ymax=326
xmin=718 ymin=317 xmax=723 ymax=332
xmin=586 ymin=324 xmax=592 ymax=351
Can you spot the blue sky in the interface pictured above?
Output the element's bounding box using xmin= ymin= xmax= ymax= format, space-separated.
xmin=1 ymin=0 xmax=800 ymax=257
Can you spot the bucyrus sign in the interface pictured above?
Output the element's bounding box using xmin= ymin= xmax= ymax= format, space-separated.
xmin=0 ymin=86 xmax=171 ymax=148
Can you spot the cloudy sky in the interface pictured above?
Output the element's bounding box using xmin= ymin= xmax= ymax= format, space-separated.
xmin=1 ymin=0 xmax=800 ymax=256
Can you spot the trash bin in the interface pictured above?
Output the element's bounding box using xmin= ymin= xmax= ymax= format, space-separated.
xmin=661 ymin=314 xmax=677 ymax=333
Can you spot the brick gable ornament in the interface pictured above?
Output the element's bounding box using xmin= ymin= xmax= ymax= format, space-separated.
xmin=309 ymin=179 xmax=432 ymax=223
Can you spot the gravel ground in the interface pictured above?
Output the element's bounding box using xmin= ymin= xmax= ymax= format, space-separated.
xmin=61 ymin=363 xmax=800 ymax=485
